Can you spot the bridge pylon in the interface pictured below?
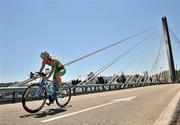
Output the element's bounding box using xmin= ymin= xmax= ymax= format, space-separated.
xmin=162 ymin=16 xmax=176 ymax=82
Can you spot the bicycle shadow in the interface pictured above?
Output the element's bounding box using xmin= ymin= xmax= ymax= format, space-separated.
xmin=20 ymin=105 xmax=72 ymax=119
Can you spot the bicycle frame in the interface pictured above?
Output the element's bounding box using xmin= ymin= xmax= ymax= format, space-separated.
xmin=35 ymin=75 xmax=53 ymax=97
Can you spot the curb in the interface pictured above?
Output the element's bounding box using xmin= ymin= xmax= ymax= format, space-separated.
xmin=170 ymin=99 xmax=180 ymax=125
xmin=154 ymin=88 xmax=180 ymax=125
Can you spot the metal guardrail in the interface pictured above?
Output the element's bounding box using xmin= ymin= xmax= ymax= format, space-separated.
xmin=0 ymin=87 xmax=27 ymax=93
xmin=0 ymin=82 xmax=175 ymax=104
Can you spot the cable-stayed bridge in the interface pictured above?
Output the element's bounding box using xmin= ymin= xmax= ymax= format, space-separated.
xmin=0 ymin=17 xmax=180 ymax=125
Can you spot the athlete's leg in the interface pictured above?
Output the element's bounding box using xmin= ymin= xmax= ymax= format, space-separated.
xmin=56 ymin=72 xmax=62 ymax=87
xmin=56 ymin=68 xmax=66 ymax=88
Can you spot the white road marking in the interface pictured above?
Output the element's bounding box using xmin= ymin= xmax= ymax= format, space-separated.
xmin=153 ymin=89 xmax=180 ymax=125
xmin=112 ymin=96 xmax=136 ymax=102
xmin=41 ymin=96 xmax=136 ymax=123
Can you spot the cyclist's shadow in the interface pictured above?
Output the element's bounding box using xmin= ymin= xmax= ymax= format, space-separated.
xmin=20 ymin=105 xmax=72 ymax=119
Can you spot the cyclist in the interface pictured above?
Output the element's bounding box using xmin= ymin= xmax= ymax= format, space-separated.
xmin=39 ymin=51 xmax=66 ymax=105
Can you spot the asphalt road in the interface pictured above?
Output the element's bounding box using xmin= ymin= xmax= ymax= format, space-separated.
xmin=0 ymin=84 xmax=180 ymax=125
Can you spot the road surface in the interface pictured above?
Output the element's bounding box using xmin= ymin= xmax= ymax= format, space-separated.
xmin=0 ymin=84 xmax=179 ymax=125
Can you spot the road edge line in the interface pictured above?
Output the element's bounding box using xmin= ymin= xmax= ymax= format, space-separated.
xmin=153 ymin=87 xmax=180 ymax=125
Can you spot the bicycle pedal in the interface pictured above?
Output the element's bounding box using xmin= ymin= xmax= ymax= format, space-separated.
xmin=46 ymin=99 xmax=54 ymax=106
xmin=46 ymin=102 xmax=51 ymax=106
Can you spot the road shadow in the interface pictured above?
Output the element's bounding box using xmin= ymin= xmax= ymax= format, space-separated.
xmin=20 ymin=105 xmax=72 ymax=118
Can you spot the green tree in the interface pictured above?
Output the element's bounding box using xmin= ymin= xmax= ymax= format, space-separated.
xmin=71 ymin=79 xmax=81 ymax=85
xmin=117 ymin=73 xmax=126 ymax=83
xmin=97 ymin=76 xmax=105 ymax=84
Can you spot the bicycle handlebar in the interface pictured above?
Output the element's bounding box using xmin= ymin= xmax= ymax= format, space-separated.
xmin=35 ymin=72 xmax=47 ymax=76
xmin=30 ymin=72 xmax=47 ymax=79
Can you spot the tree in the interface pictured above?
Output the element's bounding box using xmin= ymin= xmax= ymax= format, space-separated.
xmin=141 ymin=77 xmax=145 ymax=82
xmin=177 ymin=69 xmax=180 ymax=81
xmin=71 ymin=79 xmax=81 ymax=85
xmin=134 ymin=74 xmax=140 ymax=79
xmin=117 ymin=73 xmax=126 ymax=83
xmin=179 ymin=69 xmax=180 ymax=81
xmin=97 ymin=76 xmax=105 ymax=84
xmin=149 ymin=76 xmax=153 ymax=82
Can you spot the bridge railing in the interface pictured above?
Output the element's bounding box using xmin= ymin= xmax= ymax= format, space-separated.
xmin=0 ymin=82 xmax=173 ymax=104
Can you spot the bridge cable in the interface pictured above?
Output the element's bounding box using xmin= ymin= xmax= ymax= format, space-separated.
xmin=129 ymin=64 xmax=143 ymax=83
xmin=149 ymin=34 xmax=163 ymax=77
xmin=145 ymin=32 xmax=162 ymax=83
xmin=79 ymin=29 xmax=159 ymax=85
xmin=107 ymin=63 xmax=130 ymax=84
xmin=64 ymin=25 xmax=158 ymax=66
xmin=125 ymin=64 xmax=140 ymax=83
xmin=138 ymin=31 xmax=161 ymax=83
xmin=126 ymin=30 xmax=160 ymax=84
xmin=150 ymin=34 xmax=162 ymax=74
xmin=169 ymin=27 xmax=180 ymax=46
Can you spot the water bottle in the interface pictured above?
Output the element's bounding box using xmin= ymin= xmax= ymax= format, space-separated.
xmin=48 ymin=86 xmax=54 ymax=95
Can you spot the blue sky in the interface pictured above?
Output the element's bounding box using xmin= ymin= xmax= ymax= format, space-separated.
xmin=0 ymin=0 xmax=180 ymax=83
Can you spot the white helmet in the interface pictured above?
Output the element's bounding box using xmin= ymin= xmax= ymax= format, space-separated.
xmin=40 ymin=51 xmax=49 ymax=58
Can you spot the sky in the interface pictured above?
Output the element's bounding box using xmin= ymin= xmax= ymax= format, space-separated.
xmin=0 ymin=0 xmax=180 ymax=83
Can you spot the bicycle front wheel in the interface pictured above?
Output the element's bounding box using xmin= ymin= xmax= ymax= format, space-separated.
xmin=56 ymin=83 xmax=71 ymax=107
xmin=22 ymin=84 xmax=47 ymax=113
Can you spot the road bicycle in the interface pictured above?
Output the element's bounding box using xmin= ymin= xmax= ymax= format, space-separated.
xmin=22 ymin=72 xmax=71 ymax=113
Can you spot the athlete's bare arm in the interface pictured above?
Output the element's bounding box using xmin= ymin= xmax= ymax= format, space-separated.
xmin=47 ymin=66 xmax=55 ymax=79
xmin=39 ymin=60 xmax=46 ymax=72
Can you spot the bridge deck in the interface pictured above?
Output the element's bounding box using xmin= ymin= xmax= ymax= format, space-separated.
xmin=0 ymin=84 xmax=179 ymax=125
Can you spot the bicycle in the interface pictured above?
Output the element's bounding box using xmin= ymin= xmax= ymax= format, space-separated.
xmin=22 ymin=72 xmax=71 ymax=113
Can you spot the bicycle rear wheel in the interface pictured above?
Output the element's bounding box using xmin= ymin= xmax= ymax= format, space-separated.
xmin=56 ymin=83 xmax=71 ymax=107
xmin=22 ymin=84 xmax=47 ymax=113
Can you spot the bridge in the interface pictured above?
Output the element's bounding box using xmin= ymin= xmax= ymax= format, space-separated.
xmin=0 ymin=17 xmax=180 ymax=125
xmin=0 ymin=84 xmax=180 ymax=125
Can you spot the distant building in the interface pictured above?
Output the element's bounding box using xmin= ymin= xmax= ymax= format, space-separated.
xmin=86 ymin=72 xmax=116 ymax=84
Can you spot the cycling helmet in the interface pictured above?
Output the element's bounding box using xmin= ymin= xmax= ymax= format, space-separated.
xmin=40 ymin=51 xmax=49 ymax=58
